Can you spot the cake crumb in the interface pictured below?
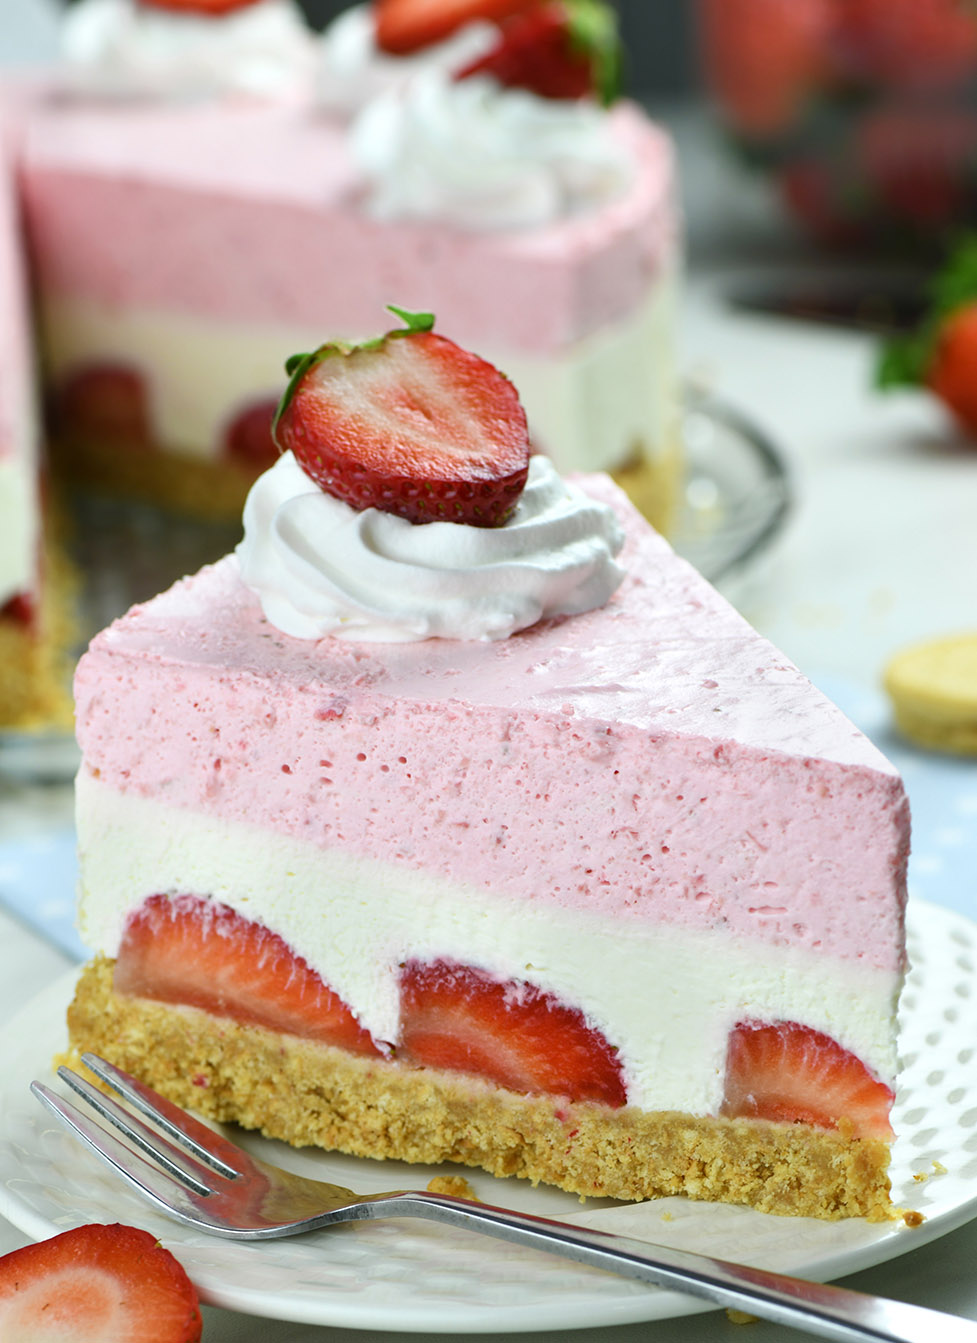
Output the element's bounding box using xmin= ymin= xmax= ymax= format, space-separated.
xmin=932 ymin=1160 xmax=948 ymax=1176
xmin=902 ymin=1209 xmax=926 ymax=1229
xmin=726 ymin=1308 xmax=758 ymax=1325
xmin=912 ymin=1172 xmax=928 ymax=1183
xmin=660 ymin=1211 xmax=673 ymax=1222
xmin=426 ymin=1175 xmax=480 ymax=1201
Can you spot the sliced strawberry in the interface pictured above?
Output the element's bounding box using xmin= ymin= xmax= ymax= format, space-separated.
xmin=456 ymin=1 xmax=621 ymax=104
xmin=55 ymin=364 xmax=151 ymax=450
xmin=0 ymin=591 xmax=35 ymax=627
xmin=274 ymin=308 xmax=530 ymax=527
xmin=0 ymin=1223 xmax=202 ymax=1343
xmin=721 ymin=1020 xmax=894 ymax=1140
xmin=223 ymin=396 xmax=281 ymax=471
xmin=399 ymin=959 xmax=627 ymax=1106
xmin=374 ymin=0 xmax=541 ymax=56
xmin=115 ymin=894 xmax=380 ymax=1056
xmin=137 ymin=0 xmax=265 ymax=15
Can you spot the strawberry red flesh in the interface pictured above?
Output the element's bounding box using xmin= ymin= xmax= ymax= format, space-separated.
xmin=374 ymin=0 xmax=542 ymax=56
xmin=115 ymin=893 xmax=380 ymax=1056
xmin=0 ymin=1223 xmax=202 ymax=1343
xmin=399 ymin=959 xmax=627 ymax=1106
xmin=138 ymin=0 xmax=265 ymax=15
xmin=456 ymin=1 xmax=618 ymax=102
xmin=721 ymin=1019 xmax=894 ymax=1140
xmin=275 ymin=322 xmax=530 ymax=527
xmin=55 ymin=364 xmax=151 ymax=449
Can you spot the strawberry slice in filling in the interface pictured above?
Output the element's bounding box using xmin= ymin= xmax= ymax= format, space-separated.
xmin=399 ymin=958 xmax=627 ymax=1107
xmin=721 ymin=1019 xmax=894 ymax=1139
xmin=114 ymin=893 xmax=379 ymax=1056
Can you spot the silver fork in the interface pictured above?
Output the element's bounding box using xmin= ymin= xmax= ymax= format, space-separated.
xmin=31 ymin=1055 xmax=977 ymax=1343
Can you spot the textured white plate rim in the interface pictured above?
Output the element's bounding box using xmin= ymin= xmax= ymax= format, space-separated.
xmin=1 ymin=898 xmax=976 ymax=1334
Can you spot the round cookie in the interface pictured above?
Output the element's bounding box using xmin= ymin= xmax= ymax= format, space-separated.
xmin=884 ymin=633 xmax=977 ymax=755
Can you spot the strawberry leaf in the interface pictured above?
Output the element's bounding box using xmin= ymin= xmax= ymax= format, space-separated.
xmin=387 ymin=305 xmax=436 ymax=333
xmin=566 ymin=0 xmax=622 ymax=106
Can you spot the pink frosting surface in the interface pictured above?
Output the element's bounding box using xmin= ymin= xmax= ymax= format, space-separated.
xmin=17 ymin=90 xmax=674 ymax=351
xmin=75 ymin=478 xmax=909 ymax=972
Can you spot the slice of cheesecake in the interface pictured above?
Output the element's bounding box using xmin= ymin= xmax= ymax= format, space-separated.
xmin=67 ymin=447 xmax=907 ymax=1218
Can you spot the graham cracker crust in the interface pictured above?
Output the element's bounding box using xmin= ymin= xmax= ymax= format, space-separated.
xmin=68 ymin=957 xmax=894 ymax=1222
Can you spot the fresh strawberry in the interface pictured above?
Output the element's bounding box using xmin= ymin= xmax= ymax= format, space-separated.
xmin=374 ymin=0 xmax=541 ymax=56
xmin=115 ymin=893 xmax=380 ymax=1055
xmin=274 ymin=307 xmax=530 ymax=527
xmin=399 ymin=959 xmax=627 ymax=1106
xmin=0 ymin=1223 xmax=202 ymax=1342
xmin=698 ymin=0 xmax=834 ymax=137
xmin=721 ymin=1020 xmax=894 ymax=1139
xmin=878 ymin=235 xmax=977 ymax=439
xmin=456 ymin=1 xmax=620 ymax=104
xmin=834 ymin=0 xmax=977 ymax=92
xmin=855 ymin=108 xmax=977 ymax=231
xmin=223 ymin=396 xmax=281 ymax=471
xmin=138 ymin=0 xmax=265 ymax=15
xmin=55 ymin=364 xmax=151 ymax=449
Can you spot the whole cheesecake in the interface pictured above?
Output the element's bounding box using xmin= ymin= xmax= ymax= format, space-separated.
xmin=67 ymin=314 xmax=908 ymax=1217
xmin=0 ymin=110 xmax=71 ymax=731
xmin=14 ymin=0 xmax=680 ymax=532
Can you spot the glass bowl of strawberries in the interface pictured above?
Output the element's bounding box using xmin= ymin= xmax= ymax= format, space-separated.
xmin=696 ymin=0 xmax=977 ymax=253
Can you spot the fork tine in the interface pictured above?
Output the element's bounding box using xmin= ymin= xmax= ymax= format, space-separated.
xmin=80 ymin=1053 xmax=243 ymax=1178
xmin=30 ymin=1080 xmax=222 ymax=1227
xmin=56 ymin=1067 xmax=220 ymax=1196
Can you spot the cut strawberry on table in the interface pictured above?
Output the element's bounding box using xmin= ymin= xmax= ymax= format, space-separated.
xmin=456 ymin=0 xmax=621 ymax=104
xmin=877 ymin=234 xmax=977 ymax=440
xmin=0 ymin=1223 xmax=202 ymax=1342
xmin=721 ymin=1019 xmax=894 ymax=1139
xmin=399 ymin=958 xmax=627 ymax=1106
xmin=115 ymin=893 xmax=381 ymax=1055
xmin=374 ymin=0 xmax=541 ymax=56
xmin=274 ymin=307 xmax=530 ymax=527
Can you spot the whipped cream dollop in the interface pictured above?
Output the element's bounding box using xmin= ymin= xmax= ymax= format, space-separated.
xmin=237 ymin=452 xmax=625 ymax=642
xmin=317 ymin=3 xmax=497 ymax=118
xmin=60 ymin=0 xmax=316 ymax=100
xmin=350 ymin=68 xmax=635 ymax=230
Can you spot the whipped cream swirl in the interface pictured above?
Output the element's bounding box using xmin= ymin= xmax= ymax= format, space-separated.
xmin=317 ymin=3 xmax=497 ymax=118
xmin=60 ymin=0 xmax=316 ymax=101
xmin=237 ymin=452 xmax=625 ymax=642
xmin=350 ymin=68 xmax=635 ymax=230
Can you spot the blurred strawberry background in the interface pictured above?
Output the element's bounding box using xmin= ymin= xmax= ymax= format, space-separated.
xmin=698 ymin=0 xmax=977 ymax=255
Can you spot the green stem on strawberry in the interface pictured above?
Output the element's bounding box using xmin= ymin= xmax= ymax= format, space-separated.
xmin=565 ymin=0 xmax=622 ymax=107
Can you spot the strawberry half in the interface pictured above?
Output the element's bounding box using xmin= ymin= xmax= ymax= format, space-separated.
xmin=115 ymin=893 xmax=381 ymax=1055
xmin=374 ymin=0 xmax=541 ymax=56
xmin=399 ymin=959 xmax=627 ymax=1106
xmin=274 ymin=308 xmax=530 ymax=527
xmin=878 ymin=235 xmax=977 ymax=440
xmin=456 ymin=1 xmax=621 ymax=104
xmin=137 ymin=0 xmax=265 ymax=14
xmin=721 ymin=1020 xmax=894 ymax=1140
xmin=0 ymin=1223 xmax=202 ymax=1342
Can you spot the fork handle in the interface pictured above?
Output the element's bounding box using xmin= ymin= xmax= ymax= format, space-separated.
xmin=368 ymin=1193 xmax=975 ymax=1343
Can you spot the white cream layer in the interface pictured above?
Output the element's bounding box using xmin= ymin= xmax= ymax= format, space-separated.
xmin=76 ymin=774 xmax=901 ymax=1113
xmin=0 ymin=456 xmax=38 ymax=607
xmin=38 ymin=269 xmax=678 ymax=478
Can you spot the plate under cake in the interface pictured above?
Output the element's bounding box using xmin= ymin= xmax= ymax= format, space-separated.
xmin=0 ymin=110 xmax=71 ymax=732
xmin=67 ymin=472 xmax=909 ymax=1222
xmin=13 ymin=17 xmax=679 ymax=530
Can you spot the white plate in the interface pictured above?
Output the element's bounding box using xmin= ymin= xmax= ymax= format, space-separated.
xmin=1 ymin=900 xmax=976 ymax=1333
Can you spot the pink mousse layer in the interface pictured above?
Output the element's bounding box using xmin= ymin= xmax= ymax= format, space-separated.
xmin=75 ymin=478 xmax=909 ymax=973
xmin=17 ymin=90 xmax=675 ymax=352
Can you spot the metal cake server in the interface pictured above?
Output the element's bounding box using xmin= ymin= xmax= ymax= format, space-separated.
xmin=32 ymin=1053 xmax=977 ymax=1343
